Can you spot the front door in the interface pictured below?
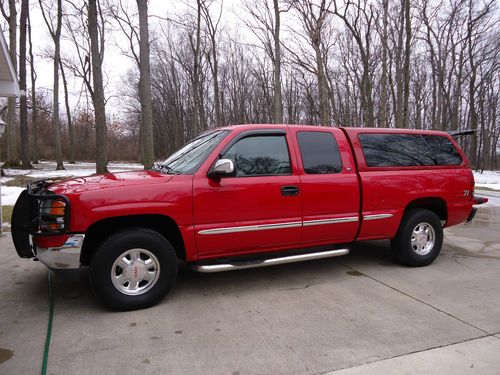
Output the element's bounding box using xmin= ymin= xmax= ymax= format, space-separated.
xmin=193 ymin=131 xmax=302 ymax=259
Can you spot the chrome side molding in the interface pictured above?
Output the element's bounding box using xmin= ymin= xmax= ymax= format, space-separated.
xmin=303 ymin=216 xmax=358 ymax=226
xmin=363 ymin=214 xmax=394 ymax=221
xmin=198 ymin=221 xmax=302 ymax=235
xmin=191 ymin=248 xmax=350 ymax=273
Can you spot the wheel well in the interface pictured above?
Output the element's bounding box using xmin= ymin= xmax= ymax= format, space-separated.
xmin=404 ymin=197 xmax=447 ymax=221
xmin=80 ymin=214 xmax=186 ymax=265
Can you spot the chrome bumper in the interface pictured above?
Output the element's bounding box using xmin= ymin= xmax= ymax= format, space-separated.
xmin=36 ymin=234 xmax=84 ymax=270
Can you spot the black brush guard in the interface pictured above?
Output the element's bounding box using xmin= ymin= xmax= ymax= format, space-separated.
xmin=11 ymin=180 xmax=70 ymax=259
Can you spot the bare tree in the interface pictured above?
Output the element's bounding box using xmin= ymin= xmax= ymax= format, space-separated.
xmin=28 ymin=6 xmax=39 ymax=163
xmin=243 ymin=0 xmax=286 ymax=123
xmin=379 ymin=0 xmax=389 ymax=127
xmin=200 ymin=0 xmax=223 ymax=126
xmin=330 ymin=1 xmax=376 ymax=127
xmin=136 ymin=0 xmax=154 ymax=169
xmin=59 ymin=61 xmax=76 ymax=163
xmin=18 ymin=0 xmax=31 ymax=168
xmin=39 ymin=0 xmax=64 ymax=170
xmin=88 ymin=0 xmax=108 ymax=173
xmin=402 ymin=0 xmax=411 ymax=129
xmin=290 ymin=0 xmax=333 ymax=125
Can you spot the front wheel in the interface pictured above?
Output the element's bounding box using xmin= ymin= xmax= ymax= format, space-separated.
xmin=391 ymin=209 xmax=443 ymax=267
xmin=90 ymin=228 xmax=178 ymax=311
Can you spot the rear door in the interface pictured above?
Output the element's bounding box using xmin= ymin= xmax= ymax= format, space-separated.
xmin=193 ymin=129 xmax=302 ymax=259
xmin=291 ymin=128 xmax=360 ymax=245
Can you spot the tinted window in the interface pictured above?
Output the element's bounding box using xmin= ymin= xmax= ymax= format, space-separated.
xmin=423 ymin=135 xmax=462 ymax=165
xmin=359 ymin=134 xmax=435 ymax=167
xmin=222 ymin=135 xmax=291 ymax=176
xmin=297 ymin=131 xmax=342 ymax=174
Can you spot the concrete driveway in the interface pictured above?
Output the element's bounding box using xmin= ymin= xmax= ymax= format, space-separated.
xmin=1 ymin=202 xmax=499 ymax=374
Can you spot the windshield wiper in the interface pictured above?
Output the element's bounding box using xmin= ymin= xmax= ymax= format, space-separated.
xmin=153 ymin=163 xmax=181 ymax=175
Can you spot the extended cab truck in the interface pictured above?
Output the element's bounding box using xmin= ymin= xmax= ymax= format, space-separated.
xmin=12 ymin=125 xmax=487 ymax=310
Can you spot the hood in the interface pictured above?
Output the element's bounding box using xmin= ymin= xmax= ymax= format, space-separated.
xmin=48 ymin=170 xmax=174 ymax=195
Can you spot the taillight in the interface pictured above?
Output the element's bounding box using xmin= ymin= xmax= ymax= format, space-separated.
xmin=40 ymin=199 xmax=67 ymax=231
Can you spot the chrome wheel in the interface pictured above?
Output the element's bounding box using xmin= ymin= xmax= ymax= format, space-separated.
xmin=410 ymin=222 xmax=435 ymax=256
xmin=111 ymin=249 xmax=160 ymax=295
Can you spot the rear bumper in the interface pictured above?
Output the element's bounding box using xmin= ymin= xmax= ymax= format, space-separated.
xmin=466 ymin=208 xmax=477 ymax=223
xmin=473 ymin=196 xmax=488 ymax=205
xmin=466 ymin=195 xmax=489 ymax=223
xmin=36 ymin=234 xmax=84 ymax=270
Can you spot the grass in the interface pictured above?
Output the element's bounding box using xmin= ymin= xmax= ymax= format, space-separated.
xmin=2 ymin=205 xmax=13 ymax=225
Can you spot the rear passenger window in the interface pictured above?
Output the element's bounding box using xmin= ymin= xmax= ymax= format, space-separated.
xmin=359 ymin=134 xmax=435 ymax=167
xmin=423 ymin=135 xmax=462 ymax=165
xmin=297 ymin=131 xmax=342 ymax=174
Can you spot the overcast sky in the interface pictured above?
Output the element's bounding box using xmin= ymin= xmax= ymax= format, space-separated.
xmin=25 ymin=0 xmax=272 ymax=120
xmin=27 ymin=0 xmax=180 ymax=119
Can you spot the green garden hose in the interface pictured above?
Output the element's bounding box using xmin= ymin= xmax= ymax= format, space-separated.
xmin=41 ymin=270 xmax=54 ymax=375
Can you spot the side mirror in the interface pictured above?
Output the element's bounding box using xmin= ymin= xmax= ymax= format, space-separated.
xmin=209 ymin=159 xmax=235 ymax=179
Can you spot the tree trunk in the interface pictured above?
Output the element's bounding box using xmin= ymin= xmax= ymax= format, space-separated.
xmin=467 ymin=2 xmax=478 ymax=168
xmin=380 ymin=0 xmax=389 ymax=128
xmin=60 ymin=61 xmax=75 ymax=163
xmin=53 ymin=0 xmax=64 ymax=170
xmin=88 ymin=0 xmax=108 ymax=174
xmin=394 ymin=2 xmax=404 ymax=128
xmin=314 ymin=44 xmax=330 ymax=125
xmin=402 ymin=0 xmax=411 ymax=129
xmin=28 ymin=6 xmax=38 ymax=163
xmin=19 ymin=0 xmax=31 ymax=168
xmin=4 ymin=0 xmax=19 ymax=167
xmin=273 ymin=0 xmax=283 ymax=124
xmin=211 ymin=45 xmax=222 ymax=127
xmin=137 ymin=0 xmax=155 ymax=169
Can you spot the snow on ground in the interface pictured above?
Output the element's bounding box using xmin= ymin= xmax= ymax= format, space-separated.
xmin=3 ymin=161 xmax=142 ymax=180
xmin=473 ymin=170 xmax=500 ymax=191
xmin=1 ymin=186 xmax=25 ymax=206
xmin=1 ymin=163 xmax=499 ymax=208
xmin=1 ymin=161 xmax=142 ymax=207
xmin=477 ymin=191 xmax=500 ymax=208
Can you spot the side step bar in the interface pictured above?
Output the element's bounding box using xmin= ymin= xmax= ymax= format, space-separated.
xmin=191 ymin=248 xmax=350 ymax=273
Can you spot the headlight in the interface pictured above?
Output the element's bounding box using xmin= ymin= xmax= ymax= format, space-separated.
xmin=40 ymin=199 xmax=67 ymax=231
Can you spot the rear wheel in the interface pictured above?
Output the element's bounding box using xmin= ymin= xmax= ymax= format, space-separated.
xmin=90 ymin=228 xmax=178 ymax=311
xmin=391 ymin=209 xmax=443 ymax=267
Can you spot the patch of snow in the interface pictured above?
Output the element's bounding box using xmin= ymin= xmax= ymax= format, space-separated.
xmin=2 ymin=169 xmax=30 ymax=176
xmin=1 ymin=186 xmax=25 ymax=206
xmin=3 ymin=161 xmax=143 ymax=180
xmin=1 ymin=161 xmax=143 ymax=207
xmin=474 ymin=170 xmax=500 ymax=191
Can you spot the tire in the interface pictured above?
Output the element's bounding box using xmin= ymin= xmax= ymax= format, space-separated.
xmin=90 ymin=228 xmax=178 ymax=311
xmin=391 ymin=209 xmax=443 ymax=267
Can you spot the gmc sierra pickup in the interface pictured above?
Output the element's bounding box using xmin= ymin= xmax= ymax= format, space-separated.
xmin=11 ymin=124 xmax=487 ymax=310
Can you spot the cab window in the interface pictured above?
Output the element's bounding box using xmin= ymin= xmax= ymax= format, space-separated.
xmin=222 ymin=135 xmax=291 ymax=177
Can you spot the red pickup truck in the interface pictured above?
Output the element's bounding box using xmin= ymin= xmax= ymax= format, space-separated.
xmin=12 ymin=124 xmax=486 ymax=310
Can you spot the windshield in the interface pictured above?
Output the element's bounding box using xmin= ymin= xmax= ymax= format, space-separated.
xmin=154 ymin=130 xmax=229 ymax=174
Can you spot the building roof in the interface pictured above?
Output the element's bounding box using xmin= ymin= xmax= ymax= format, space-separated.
xmin=0 ymin=28 xmax=20 ymax=98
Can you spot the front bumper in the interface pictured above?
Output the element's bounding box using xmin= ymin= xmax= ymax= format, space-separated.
xmin=11 ymin=182 xmax=70 ymax=259
xmin=36 ymin=234 xmax=84 ymax=269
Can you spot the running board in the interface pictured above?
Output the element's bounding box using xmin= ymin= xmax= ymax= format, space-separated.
xmin=191 ymin=248 xmax=350 ymax=273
